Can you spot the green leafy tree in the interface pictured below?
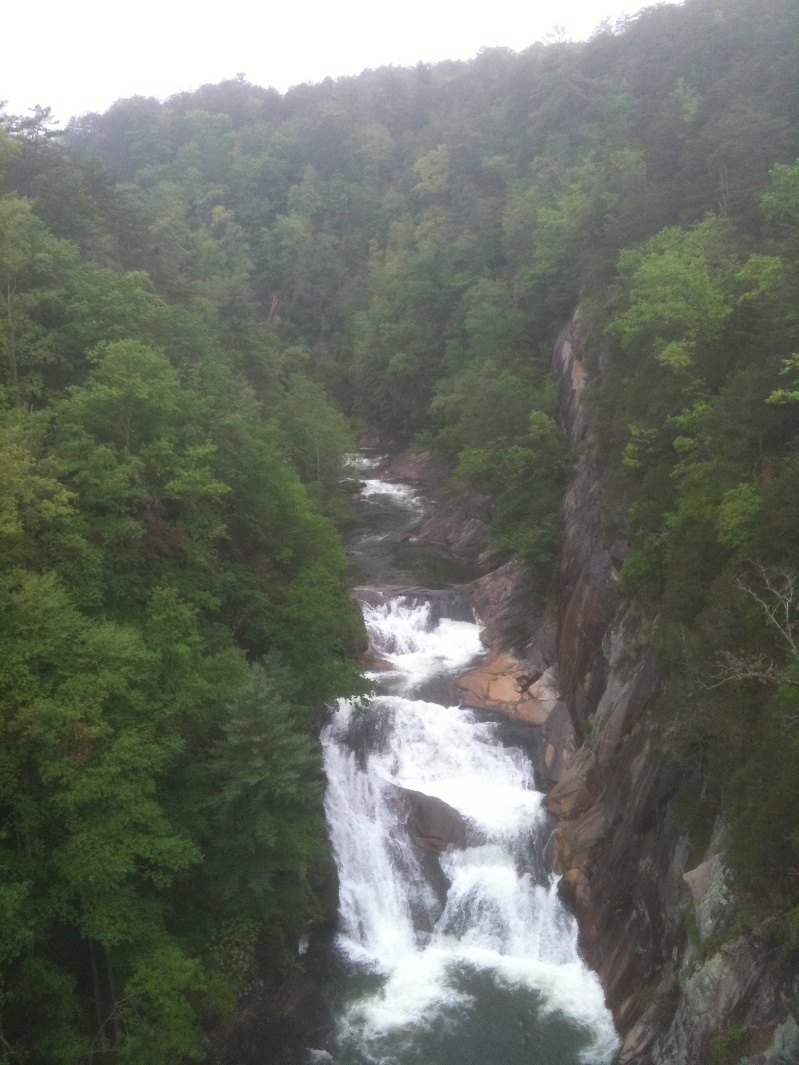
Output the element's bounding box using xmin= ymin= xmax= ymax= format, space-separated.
xmin=204 ymin=663 xmax=326 ymax=948
xmin=274 ymin=372 xmax=355 ymax=508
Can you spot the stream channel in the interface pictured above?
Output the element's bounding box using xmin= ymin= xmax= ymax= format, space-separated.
xmin=315 ymin=452 xmax=619 ymax=1065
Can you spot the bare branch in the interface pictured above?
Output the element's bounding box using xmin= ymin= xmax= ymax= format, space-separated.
xmin=0 ymin=1031 xmax=19 ymax=1060
xmin=736 ymin=565 xmax=799 ymax=660
xmin=704 ymin=566 xmax=799 ymax=706
xmin=705 ymin=649 xmax=787 ymax=689
xmin=88 ymin=996 xmax=132 ymax=1064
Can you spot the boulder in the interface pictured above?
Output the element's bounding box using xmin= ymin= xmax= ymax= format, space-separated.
xmin=388 ymin=786 xmax=466 ymax=916
xmin=390 ymin=785 xmax=465 ymax=853
xmin=457 ymin=652 xmax=562 ymax=724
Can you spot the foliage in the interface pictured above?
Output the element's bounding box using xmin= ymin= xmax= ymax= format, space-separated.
xmin=452 ymin=404 xmax=572 ymax=581
xmin=1 ymin=0 xmax=798 ymax=1054
xmin=588 ymin=148 xmax=799 ymax=915
xmin=273 ymin=372 xmax=355 ymax=513
xmin=0 ymin=104 xmax=364 ymax=1063
xmin=708 ymin=1024 xmax=749 ymax=1065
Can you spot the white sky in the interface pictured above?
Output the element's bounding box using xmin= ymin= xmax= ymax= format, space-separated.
xmin=4 ymin=0 xmax=668 ymax=124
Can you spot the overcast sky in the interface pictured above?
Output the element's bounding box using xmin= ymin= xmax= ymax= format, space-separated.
xmin=4 ymin=0 xmax=671 ymax=125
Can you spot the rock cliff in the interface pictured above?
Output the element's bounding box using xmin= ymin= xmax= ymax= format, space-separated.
xmin=545 ymin=311 xmax=799 ymax=1065
xmin=358 ymin=340 xmax=798 ymax=1062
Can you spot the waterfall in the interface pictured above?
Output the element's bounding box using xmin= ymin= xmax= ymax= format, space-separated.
xmin=322 ymin=471 xmax=619 ymax=1065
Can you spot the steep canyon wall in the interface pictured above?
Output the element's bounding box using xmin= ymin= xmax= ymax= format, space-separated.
xmin=370 ymin=331 xmax=798 ymax=1062
xmin=546 ymin=313 xmax=798 ymax=1065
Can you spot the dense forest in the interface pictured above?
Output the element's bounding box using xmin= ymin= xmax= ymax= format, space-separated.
xmin=1 ymin=0 xmax=798 ymax=1058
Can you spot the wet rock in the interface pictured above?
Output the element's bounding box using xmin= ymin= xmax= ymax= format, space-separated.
xmin=354 ymin=584 xmax=474 ymax=624
xmin=340 ymin=705 xmax=394 ymax=766
xmin=388 ymin=786 xmax=465 ymax=915
xmin=360 ymin=649 xmax=394 ymax=672
xmin=390 ymin=785 xmax=465 ymax=853
xmin=397 ymin=585 xmax=475 ymax=623
xmin=559 ymin=866 xmax=592 ymax=912
xmin=353 ymin=584 xmax=408 ymax=608
xmin=463 ymin=706 xmax=547 ymax=777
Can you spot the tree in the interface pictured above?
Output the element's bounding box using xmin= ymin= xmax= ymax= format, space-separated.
xmin=273 ymin=373 xmax=354 ymax=506
xmin=204 ymin=663 xmax=326 ymax=946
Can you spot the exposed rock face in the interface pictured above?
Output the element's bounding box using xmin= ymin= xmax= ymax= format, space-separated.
xmin=456 ymin=653 xmax=559 ymax=724
xmin=457 ymin=560 xmax=556 ymax=722
xmin=411 ymin=497 xmax=493 ymax=565
xmin=351 ymin=365 xmax=798 ymax=1063
xmin=546 ymin=310 xmax=795 ymax=1064
xmin=455 ymin=557 xmax=577 ymax=788
xmin=373 ymin=449 xmax=494 ymax=565
xmin=467 ymin=558 xmax=552 ymax=655
xmin=390 ymin=785 xmax=465 ymax=853
xmin=553 ymin=313 xmax=622 ymax=720
xmin=682 ymin=853 xmax=736 ymax=943
xmin=377 ymin=449 xmax=447 ymax=487
xmin=649 ymin=935 xmax=784 ymax=1065
xmin=747 ymin=1013 xmax=799 ymax=1065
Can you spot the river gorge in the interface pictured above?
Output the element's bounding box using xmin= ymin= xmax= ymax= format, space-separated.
xmin=318 ymin=453 xmax=620 ymax=1065
xmin=296 ymin=316 xmax=799 ymax=1065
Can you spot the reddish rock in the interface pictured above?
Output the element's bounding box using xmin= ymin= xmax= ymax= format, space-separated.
xmin=546 ymin=745 xmax=600 ymax=819
xmin=457 ymin=652 xmax=561 ymax=724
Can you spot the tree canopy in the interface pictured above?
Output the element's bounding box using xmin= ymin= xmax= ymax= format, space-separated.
xmin=1 ymin=0 xmax=798 ymax=1056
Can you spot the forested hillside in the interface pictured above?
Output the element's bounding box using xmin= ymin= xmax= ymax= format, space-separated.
xmin=0 ymin=100 xmax=364 ymax=1065
xmin=1 ymin=0 xmax=798 ymax=1059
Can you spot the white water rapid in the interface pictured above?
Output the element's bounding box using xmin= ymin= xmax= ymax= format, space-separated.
xmin=321 ymin=473 xmax=619 ymax=1065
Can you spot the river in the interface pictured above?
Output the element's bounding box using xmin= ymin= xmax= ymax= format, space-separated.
xmin=317 ymin=453 xmax=619 ymax=1065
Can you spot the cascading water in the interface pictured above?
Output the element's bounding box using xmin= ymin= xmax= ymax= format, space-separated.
xmin=321 ymin=463 xmax=619 ymax=1065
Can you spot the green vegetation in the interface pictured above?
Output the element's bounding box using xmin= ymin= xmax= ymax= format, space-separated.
xmin=0 ymin=107 xmax=362 ymax=1063
xmin=709 ymin=1023 xmax=749 ymax=1065
xmin=590 ymin=168 xmax=799 ymax=913
xmin=1 ymin=0 xmax=798 ymax=1057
